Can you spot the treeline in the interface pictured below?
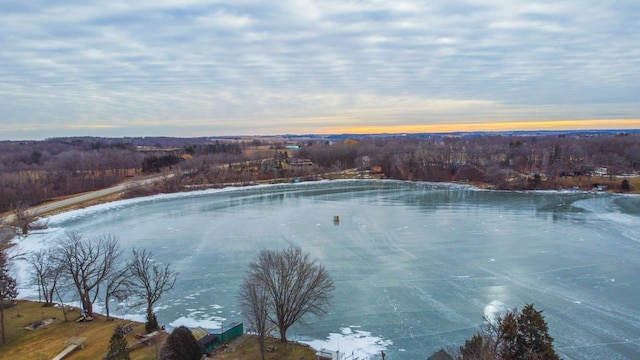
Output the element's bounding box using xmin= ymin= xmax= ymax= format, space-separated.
xmin=0 ymin=138 xmax=247 ymax=212
xmin=164 ymin=133 xmax=640 ymax=208
xmin=0 ymin=139 xmax=144 ymax=211
xmin=295 ymin=133 xmax=640 ymax=190
xmin=2 ymin=133 xmax=639 ymax=213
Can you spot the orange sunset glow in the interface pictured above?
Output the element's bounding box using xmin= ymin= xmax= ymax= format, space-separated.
xmin=323 ymin=119 xmax=640 ymax=134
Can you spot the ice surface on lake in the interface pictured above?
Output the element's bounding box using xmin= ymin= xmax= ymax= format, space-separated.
xmin=14 ymin=181 xmax=640 ymax=360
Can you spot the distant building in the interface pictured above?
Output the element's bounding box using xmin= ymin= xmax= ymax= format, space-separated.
xmin=291 ymin=158 xmax=313 ymax=166
xmin=592 ymin=167 xmax=608 ymax=176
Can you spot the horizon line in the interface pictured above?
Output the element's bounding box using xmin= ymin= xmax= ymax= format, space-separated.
xmin=3 ymin=118 xmax=640 ymax=141
xmin=319 ymin=119 xmax=640 ymax=135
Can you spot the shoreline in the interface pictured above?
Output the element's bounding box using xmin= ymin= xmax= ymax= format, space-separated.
xmin=5 ymin=176 xmax=637 ymax=252
xmin=16 ymin=175 xmax=639 ymax=222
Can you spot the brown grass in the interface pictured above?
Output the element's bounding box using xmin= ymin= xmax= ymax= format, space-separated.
xmin=1 ymin=301 xmax=315 ymax=360
xmin=212 ymin=335 xmax=316 ymax=360
xmin=1 ymin=300 xmax=166 ymax=360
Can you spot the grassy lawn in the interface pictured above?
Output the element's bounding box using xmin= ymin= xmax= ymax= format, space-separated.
xmin=1 ymin=301 xmax=316 ymax=360
xmin=1 ymin=300 xmax=165 ymax=360
xmin=213 ymin=335 xmax=316 ymax=360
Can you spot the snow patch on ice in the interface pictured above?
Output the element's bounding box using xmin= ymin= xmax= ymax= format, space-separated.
xmin=169 ymin=314 xmax=225 ymax=330
xmin=303 ymin=326 xmax=392 ymax=360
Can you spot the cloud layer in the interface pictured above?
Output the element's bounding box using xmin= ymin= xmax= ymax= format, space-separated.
xmin=1 ymin=0 xmax=639 ymax=139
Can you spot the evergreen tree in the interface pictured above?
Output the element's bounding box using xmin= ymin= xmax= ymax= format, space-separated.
xmin=459 ymin=333 xmax=493 ymax=359
xmin=106 ymin=325 xmax=130 ymax=360
xmin=160 ymin=326 xmax=201 ymax=360
xmin=460 ymin=304 xmax=561 ymax=360
xmin=0 ymin=251 xmax=18 ymax=345
xmin=497 ymin=311 xmax=519 ymax=359
xmin=515 ymin=304 xmax=560 ymax=360
xmin=621 ymin=179 xmax=631 ymax=191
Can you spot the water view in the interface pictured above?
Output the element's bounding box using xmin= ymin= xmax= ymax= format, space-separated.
xmin=16 ymin=180 xmax=640 ymax=359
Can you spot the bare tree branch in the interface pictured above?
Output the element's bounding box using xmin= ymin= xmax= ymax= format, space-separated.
xmin=26 ymin=249 xmax=63 ymax=306
xmin=246 ymin=247 xmax=334 ymax=342
xmin=54 ymin=231 xmax=123 ymax=316
xmin=239 ymin=276 xmax=270 ymax=360
xmin=129 ymin=248 xmax=178 ymax=333
xmin=104 ymin=263 xmax=134 ymax=321
xmin=10 ymin=203 xmax=48 ymax=236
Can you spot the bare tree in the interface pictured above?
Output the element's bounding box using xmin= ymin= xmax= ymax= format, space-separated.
xmin=104 ymin=265 xmax=133 ymax=321
xmin=0 ymin=250 xmax=18 ymax=345
xmin=54 ymin=282 xmax=74 ymax=322
xmin=0 ymin=218 xmax=15 ymax=250
xmin=239 ymin=276 xmax=270 ymax=360
xmin=11 ymin=203 xmax=48 ymax=236
xmin=128 ymin=248 xmax=178 ymax=333
xmin=54 ymin=231 xmax=123 ymax=316
xmin=26 ymin=249 xmax=62 ymax=306
xmin=246 ymin=247 xmax=334 ymax=343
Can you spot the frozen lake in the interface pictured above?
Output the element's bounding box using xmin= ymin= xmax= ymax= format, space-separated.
xmin=16 ymin=180 xmax=640 ymax=359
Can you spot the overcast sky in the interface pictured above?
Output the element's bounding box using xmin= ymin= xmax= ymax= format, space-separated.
xmin=1 ymin=0 xmax=639 ymax=140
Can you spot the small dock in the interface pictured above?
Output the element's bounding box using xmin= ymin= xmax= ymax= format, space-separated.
xmin=127 ymin=330 xmax=165 ymax=350
xmin=51 ymin=337 xmax=86 ymax=360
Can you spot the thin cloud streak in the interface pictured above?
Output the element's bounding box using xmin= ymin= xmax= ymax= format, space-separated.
xmin=0 ymin=0 xmax=638 ymax=140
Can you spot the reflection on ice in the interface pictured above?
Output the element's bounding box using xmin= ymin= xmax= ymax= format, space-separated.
xmin=483 ymin=300 xmax=508 ymax=323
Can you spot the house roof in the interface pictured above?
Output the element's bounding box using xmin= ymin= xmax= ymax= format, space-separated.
xmin=190 ymin=326 xmax=209 ymax=341
xmin=198 ymin=333 xmax=219 ymax=346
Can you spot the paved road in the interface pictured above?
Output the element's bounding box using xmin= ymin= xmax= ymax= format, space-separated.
xmin=4 ymin=175 xmax=171 ymax=223
xmin=31 ymin=184 xmax=129 ymax=217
